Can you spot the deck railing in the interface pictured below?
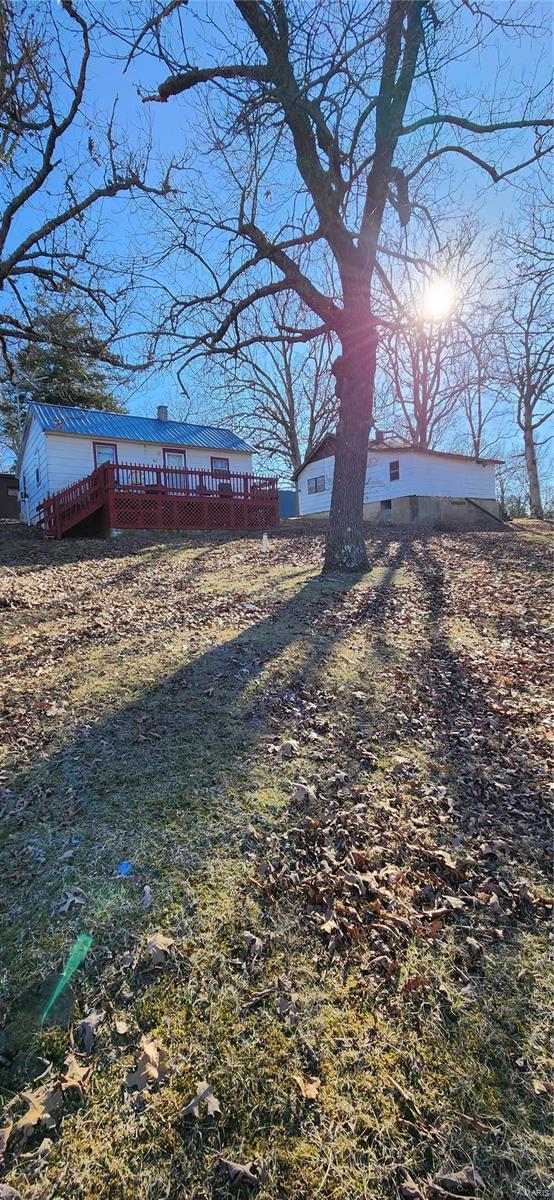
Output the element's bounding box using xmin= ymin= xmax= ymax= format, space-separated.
xmin=37 ymin=461 xmax=279 ymax=537
xmin=106 ymin=462 xmax=277 ymax=499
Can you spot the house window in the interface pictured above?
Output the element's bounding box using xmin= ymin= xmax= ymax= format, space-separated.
xmin=307 ymin=475 xmax=326 ymax=494
xmin=381 ymin=499 xmax=392 ymax=511
xmin=93 ymin=442 xmax=117 ymax=467
xmin=163 ymin=449 xmax=186 ymax=470
xmin=35 ymin=451 xmax=40 ymax=484
xmin=389 ymin=459 xmax=400 ymax=481
xmin=211 ymin=456 xmax=230 ymax=473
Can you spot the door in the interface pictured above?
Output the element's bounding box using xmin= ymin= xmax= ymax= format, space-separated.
xmin=163 ymin=449 xmax=186 ymax=490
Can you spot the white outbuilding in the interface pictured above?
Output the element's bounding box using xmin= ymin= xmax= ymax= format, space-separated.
xmin=293 ymin=434 xmax=502 ymax=528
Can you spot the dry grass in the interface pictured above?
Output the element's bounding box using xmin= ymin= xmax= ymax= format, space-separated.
xmin=0 ymin=521 xmax=552 ymax=1200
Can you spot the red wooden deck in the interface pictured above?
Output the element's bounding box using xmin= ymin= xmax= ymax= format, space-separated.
xmin=37 ymin=461 xmax=280 ymax=538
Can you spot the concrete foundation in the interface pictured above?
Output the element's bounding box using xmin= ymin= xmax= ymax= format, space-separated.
xmin=304 ymin=495 xmax=503 ymax=530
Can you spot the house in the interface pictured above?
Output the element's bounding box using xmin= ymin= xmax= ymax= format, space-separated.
xmin=0 ymin=472 xmax=19 ymax=520
xmin=17 ymin=402 xmax=279 ymax=537
xmin=293 ymin=433 xmax=503 ymax=528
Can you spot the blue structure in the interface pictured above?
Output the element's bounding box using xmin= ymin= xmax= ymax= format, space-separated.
xmin=278 ymin=489 xmax=298 ymax=519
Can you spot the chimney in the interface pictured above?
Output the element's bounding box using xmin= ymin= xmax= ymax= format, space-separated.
xmin=157 ymin=404 xmax=168 ymax=422
xmin=374 ymin=429 xmax=385 ymax=445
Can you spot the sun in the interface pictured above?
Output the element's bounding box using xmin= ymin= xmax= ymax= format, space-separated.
xmin=421 ymin=277 xmax=457 ymax=322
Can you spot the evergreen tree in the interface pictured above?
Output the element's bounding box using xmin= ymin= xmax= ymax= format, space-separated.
xmin=1 ymin=307 xmax=126 ymax=458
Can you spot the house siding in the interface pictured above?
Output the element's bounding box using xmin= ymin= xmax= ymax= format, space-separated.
xmin=297 ymin=449 xmax=497 ymax=517
xmin=28 ymin=434 xmax=251 ymax=525
xmin=19 ymin=415 xmax=50 ymax=523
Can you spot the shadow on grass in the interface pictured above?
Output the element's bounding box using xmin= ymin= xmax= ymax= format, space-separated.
xmin=406 ymin=535 xmax=550 ymax=873
xmin=0 ymin=533 xmax=403 ymax=1010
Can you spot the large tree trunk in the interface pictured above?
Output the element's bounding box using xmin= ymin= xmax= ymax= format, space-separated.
xmin=523 ymin=423 xmax=544 ymax=519
xmin=324 ymin=319 xmax=376 ymax=572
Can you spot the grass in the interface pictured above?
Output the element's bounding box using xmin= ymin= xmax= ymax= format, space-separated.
xmin=0 ymin=521 xmax=552 ymax=1200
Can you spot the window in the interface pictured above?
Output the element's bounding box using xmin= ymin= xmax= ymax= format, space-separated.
xmin=35 ymin=451 xmax=40 ymax=485
xmin=211 ymin=456 xmax=230 ymax=473
xmin=381 ymin=499 xmax=392 ymax=511
xmin=163 ymin=449 xmax=186 ymax=470
xmin=93 ymin=442 xmax=117 ymax=467
xmin=7 ymin=487 xmax=18 ymax=497
xmin=307 ymin=475 xmax=326 ymax=494
xmin=389 ymin=459 xmax=400 ymax=481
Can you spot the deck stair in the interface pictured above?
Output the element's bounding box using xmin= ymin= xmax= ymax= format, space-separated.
xmin=37 ymin=465 xmax=107 ymax=538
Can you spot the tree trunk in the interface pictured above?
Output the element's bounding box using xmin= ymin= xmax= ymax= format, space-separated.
xmin=524 ymin=424 xmax=544 ymax=519
xmin=324 ymin=319 xmax=376 ymax=572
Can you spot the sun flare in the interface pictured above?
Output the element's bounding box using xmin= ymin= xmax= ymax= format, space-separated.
xmin=421 ymin=277 xmax=457 ymax=322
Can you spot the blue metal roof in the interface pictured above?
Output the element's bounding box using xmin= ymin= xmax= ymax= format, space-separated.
xmin=27 ymin=402 xmax=253 ymax=453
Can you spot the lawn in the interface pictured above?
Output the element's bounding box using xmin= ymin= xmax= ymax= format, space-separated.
xmin=0 ymin=522 xmax=552 ymax=1200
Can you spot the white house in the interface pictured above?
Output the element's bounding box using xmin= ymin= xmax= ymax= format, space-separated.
xmin=293 ymin=434 xmax=502 ymax=528
xmin=17 ymin=402 xmax=278 ymax=537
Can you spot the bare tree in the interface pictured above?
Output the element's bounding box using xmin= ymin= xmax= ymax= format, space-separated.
xmin=118 ymin=0 xmax=553 ymax=569
xmin=0 ymin=0 xmax=170 ymax=374
xmin=203 ymin=295 xmax=337 ymax=477
xmin=501 ymin=203 xmax=553 ymax=519
xmin=379 ymin=224 xmax=504 ymax=452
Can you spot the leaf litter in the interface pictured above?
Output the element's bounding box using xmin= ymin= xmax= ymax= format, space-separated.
xmin=0 ymin=525 xmax=551 ymax=1198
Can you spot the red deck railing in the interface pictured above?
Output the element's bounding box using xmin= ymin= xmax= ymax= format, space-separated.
xmin=37 ymin=461 xmax=279 ymax=538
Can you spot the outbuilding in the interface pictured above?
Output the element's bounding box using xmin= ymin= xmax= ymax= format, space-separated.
xmin=0 ymin=472 xmax=19 ymax=519
xmin=293 ymin=434 xmax=502 ymax=529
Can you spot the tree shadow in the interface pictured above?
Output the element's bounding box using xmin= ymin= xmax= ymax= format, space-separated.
xmin=404 ymin=533 xmax=550 ymax=873
xmin=1 ymin=532 xmax=409 ymax=1018
xmin=0 ymin=525 xmax=265 ymax=572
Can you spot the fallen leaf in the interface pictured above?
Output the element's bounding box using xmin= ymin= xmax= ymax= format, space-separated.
xmin=182 ymin=1078 xmax=221 ymax=1119
xmin=293 ymin=1073 xmax=321 ymax=1099
xmin=0 ymin=1120 xmax=13 ymax=1163
xmin=242 ymin=930 xmax=264 ymax=955
xmin=241 ymin=987 xmax=274 ymax=1014
xmin=115 ymin=1018 xmax=129 ymax=1035
xmin=60 ymin=1054 xmax=93 ymax=1093
xmin=531 ymin=1077 xmax=552 ymax=1096
xmin=399 ymin=1174 xmax=425 ymax=1199
xmin=15 ymin=1085 xmax=63 ymax=1141
xmin=0 ymin=1186 xmax=23 ymax=1200
xmin=290 ymin=783 xmax=316 ymax=806
xmin=76 ymin=1009 xmax=105 ymax=1054
xmin=125 ymin=1036 xmax=168 ymax=1092
xmin=280 ymin=739 xmax=298 ymax=757
xmin=146 ymin=931 xmax=174 ymax=966
xmin=141 ymin=885 xmax=153 ymax=909
xmin=432 ymin=1164 xmax=485 ymax=1196
xmin=217 ymin=1156 xmax=263 ymax=1188
xmin=57 ymin=886 xmax=86 ymax=914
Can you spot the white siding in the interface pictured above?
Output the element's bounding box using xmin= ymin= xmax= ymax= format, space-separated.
xmin=19 ymin=415 xmax=50 ymax=524
xmin=298 ymin=454 xmax=335 ymax=515
xmin=297 ymin=449 xmax=496 ymax=516
xmin=45 ymin=433 xmax=252 ymax=498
